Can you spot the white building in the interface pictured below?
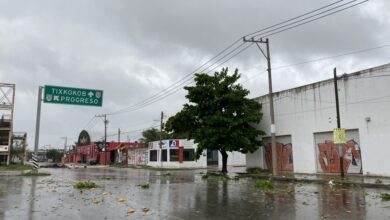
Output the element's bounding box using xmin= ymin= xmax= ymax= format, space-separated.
xmin=147 ymin=139 xmax=246 ymax=168
xmin=246 ymin=63 xmax=390 ymax=176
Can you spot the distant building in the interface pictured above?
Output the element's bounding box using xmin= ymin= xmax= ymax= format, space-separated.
xmin=0 ymin=83 xmax=15 ymax=165
xmin=10 ymin=132 xmax=27 ymax=163
xmin=246 ymin=63 xmax=390 ymax=176
xmin=66 ymin=130 xmax=145 ymax=165
xmin=147 ymin=139 xmax=246 ymax=168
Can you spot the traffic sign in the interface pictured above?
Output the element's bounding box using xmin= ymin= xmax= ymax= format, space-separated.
xmin=333 ymin=128 xmax=346 ymax=144
xmin=43 ymin=85 xmax=103 ymax=107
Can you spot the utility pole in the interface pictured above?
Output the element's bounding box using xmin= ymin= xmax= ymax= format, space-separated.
xmin=61 ymin=137 xmax=67 ymax=163
xmin=333 ymin=68 xmax=344 ymax=178
xmin=118 ymin=128 xmax=121 ymax=143
xmin=243 ymin=37 xmax=277 ymax=176
xmin=159 ymin=111 xmax=164 ymax=167
xmin=117 ymin=128 xmax=121 ymax=163
xmin=96 ymin=114 xmax=108 ymax=165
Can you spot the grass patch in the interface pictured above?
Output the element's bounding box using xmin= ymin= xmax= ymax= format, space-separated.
xmin=138 ymin=183 xmax=150 ymax=189
xmin=246 ymin=167 xmax=268 ymax=174
xmin=21 ymin=171 xmax=50 ymax=176
xmin=0 ymin=164 xmax=32 ymax=171
xmin=74 ymin=181 xmax=97 ymax=189
xmin=255 ymin=180 xmax=274 ymax=190
xmin=381 ymin=193 xmax=390 ymax=201
xmin=375 ymin=179 xmax=383 ymax=184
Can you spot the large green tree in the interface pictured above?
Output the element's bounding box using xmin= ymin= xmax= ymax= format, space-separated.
xmin=165 ymin=68 xmax=265 ymax=173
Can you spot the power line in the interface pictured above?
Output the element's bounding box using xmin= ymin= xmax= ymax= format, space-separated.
xmin=250 ymin=0 xmax=367 ymax=39
xmin=240 ymin=43 xmax=390 ymax=87
xmin=102 ymin=0 xmax=367 ymax=116
xmin=243 ymin=0 xmax=345 ymax=38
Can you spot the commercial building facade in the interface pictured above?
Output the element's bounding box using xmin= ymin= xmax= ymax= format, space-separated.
xmin=147 ymin=139 xmax=246 ymax=168
xmin=246 ymin=63 xmax=390 ymax=176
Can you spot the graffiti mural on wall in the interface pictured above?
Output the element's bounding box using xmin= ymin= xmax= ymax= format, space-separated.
xmin=264 ymin=143 xmax=294 ymax=171
xmin=317 ymin=139 xmax=362 ymax=174
xmin=128 ymin=149 xmax=147 ymax=165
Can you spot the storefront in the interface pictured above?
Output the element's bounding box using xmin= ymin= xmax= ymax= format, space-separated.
xmin=147 ymin=139 xmax=246 ymax=168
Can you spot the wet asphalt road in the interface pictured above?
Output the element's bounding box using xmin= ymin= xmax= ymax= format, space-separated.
xmin=1 ymin=167 xmax=390 ymax=220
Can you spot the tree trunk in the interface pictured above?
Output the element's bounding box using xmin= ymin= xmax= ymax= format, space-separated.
xmin=221 ymin=150 xmax=228 ymax=173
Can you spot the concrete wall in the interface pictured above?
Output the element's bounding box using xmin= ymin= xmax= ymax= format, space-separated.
xmin=247 ymin=63 xmax=390 ymax=176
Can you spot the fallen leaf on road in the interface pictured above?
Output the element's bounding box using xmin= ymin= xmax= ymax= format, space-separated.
xmin=102 ymin=192 xmax=109 ymax=196
xmin=118 ymin=197 xmax=125 ymax=203
xmin=143 ymin=208 xmax=150 ymax=213
xmin=93 ymin=198 xmax=100 ymax=204
xmin=127 ymin=208 xmax=135 ymax=213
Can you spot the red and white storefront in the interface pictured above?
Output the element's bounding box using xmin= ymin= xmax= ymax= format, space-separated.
xmin=66 ymin=142 xmax=145 ymax=165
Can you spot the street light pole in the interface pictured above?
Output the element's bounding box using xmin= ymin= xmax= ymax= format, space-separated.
xmin=243 ymin=37 xmax=278 ymax=176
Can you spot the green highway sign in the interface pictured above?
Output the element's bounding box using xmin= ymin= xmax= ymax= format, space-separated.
xmin=43 ymin=85 xmax=103 ymax=107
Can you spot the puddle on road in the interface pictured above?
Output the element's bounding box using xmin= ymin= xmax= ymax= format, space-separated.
xmin=1 ymin=168 xmax=390 ymax=219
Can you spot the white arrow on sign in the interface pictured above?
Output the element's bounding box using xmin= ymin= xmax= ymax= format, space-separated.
xmin=88 ymin=92 xmax=94 ymax=98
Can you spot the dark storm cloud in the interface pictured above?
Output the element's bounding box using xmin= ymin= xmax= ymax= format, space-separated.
xmin=0 ymin=0 xmax=388 ymax=147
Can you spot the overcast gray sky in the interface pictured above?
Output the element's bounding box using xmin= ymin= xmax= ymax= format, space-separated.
xmin=1 ymin=0 xmax=389 ymax=149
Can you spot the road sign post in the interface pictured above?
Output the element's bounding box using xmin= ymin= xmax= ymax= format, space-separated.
xmin=33 ymin=85 xmax=103 ymax=171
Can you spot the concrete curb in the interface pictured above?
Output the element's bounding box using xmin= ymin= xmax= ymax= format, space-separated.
xmin=237 ymin=173 xmax=390 ymax=189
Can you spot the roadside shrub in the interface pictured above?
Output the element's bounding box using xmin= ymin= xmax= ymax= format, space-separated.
xmin=381 ymin=193 xmax=390 ymax=201
xmin=139 ymin=183 xmax=150 ymax=189
xmin=247 ymin=167 xmax=267 ymax=174
xmin=74 ymin=181 xmax=97 ymax=189
xmin=255 ymin=180 xmax=274 ymax=190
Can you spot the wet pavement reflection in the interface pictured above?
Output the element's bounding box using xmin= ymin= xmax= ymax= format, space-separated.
xmin=1 ymin=167 xmax=390 ymax=219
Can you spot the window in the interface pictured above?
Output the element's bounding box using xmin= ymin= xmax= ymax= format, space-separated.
xmin=149 ymin=150 xmax=157 ymax=162
xmin=162 ymin=149 xmax=167 ymax=162
xmin=184 ymin=149 xmax=195 ymax=161
xmin=170 ymin=149 xmax=179 ymax=161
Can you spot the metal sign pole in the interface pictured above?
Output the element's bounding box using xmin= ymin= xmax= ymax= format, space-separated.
xmin=33 ymin=86 xmax=43 ymax=171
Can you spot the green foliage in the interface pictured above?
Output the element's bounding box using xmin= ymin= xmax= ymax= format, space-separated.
xmin=165 ymin=68 xmax=265 ymax=172
xmin=202 ymin=172 xmax=231 ymax=181
xmin=255 ymin=180 xmax=274 ymax=190
xmin=74 ymin=181 xmax=97 ymax=189
xmin=46 ymin=149 xmax=63 ymax=162
xmin=0 ymin=164 xmax=32 ymax=171
xmin=139 ymin=183 xmax=150 ymax=189
xmin=246 ymin=167 xmax=268 ymax=174
xmin=381 ymin=193 xmax=390 ymax=201
xmin=138 ymin=128 xmax=170 ymax=144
